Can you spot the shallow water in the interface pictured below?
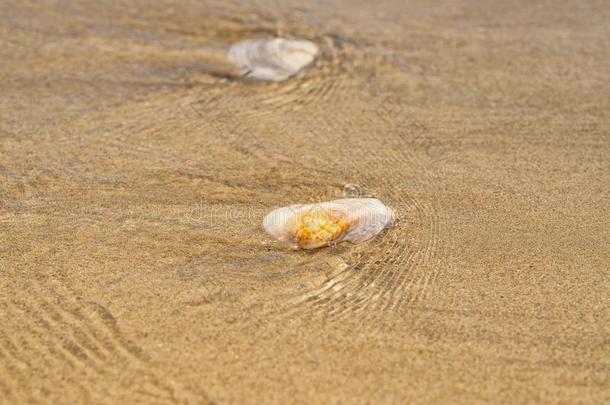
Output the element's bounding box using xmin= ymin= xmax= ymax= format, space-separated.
xmin=1 ymin=0 xmax=609 ymax=403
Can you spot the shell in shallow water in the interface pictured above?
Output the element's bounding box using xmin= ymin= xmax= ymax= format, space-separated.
xmin=263 ymin=198 xmax=395 ymax=250
xmin=228 ymin=38 xmax=319 ymax=82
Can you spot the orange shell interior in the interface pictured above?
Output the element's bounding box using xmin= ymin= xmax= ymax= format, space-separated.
xmin=295 ymin=209 xmax=351 ymax=249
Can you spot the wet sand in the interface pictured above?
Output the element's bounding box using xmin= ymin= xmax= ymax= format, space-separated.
xmin=1 ymin=0 xmax=609 ymax=403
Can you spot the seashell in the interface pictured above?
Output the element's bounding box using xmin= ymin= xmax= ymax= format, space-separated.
xmin=228 ymin=38 xmax=319 ymax=82
xmin=263 ymin=198 xmax=395 ymax=250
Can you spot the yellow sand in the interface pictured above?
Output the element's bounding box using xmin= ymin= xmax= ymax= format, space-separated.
xmin=0 ymin=0 xmax=608 ymax=403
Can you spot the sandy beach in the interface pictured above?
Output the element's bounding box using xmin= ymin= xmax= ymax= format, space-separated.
xmin=1 ymin=0 xmax=609 ymax=403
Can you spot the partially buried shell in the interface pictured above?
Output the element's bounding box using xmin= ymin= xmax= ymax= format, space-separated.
xmin=263 ymin=198 xmax=395 ymax=250
xmin=227 ymin=38 xmax=319 ymax=82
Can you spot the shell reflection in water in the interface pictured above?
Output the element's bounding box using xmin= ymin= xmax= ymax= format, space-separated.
xmin=263 ymin=198 xmax=395 ymax=250
xmin=228 ymin=38 xmax=319 ymax=82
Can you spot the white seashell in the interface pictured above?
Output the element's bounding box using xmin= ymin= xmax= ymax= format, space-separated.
xmin=263 ymin=198 xmax=395 ymax=250
xmin=228 ymin=38 xmax=319 ymax=82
